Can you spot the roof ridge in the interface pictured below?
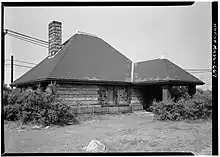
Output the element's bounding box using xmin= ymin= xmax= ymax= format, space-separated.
xmin=100 ymin=37 xmax=132 ymax=62
xmin=76 ymin=31 xmax=97 ymax=37
xmin=134 ymin=58 xmax=161 ymax=64
xmin=48 ymin=34 xmax=77 ymax=78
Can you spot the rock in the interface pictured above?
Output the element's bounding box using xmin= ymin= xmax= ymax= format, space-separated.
xmin=45 ymin=126 xmax=50 ymax=129
xmin=20 ymin=125 xmax=26 ymax=129
xmin=17 ymin=125 xmax=27 ymax=131
xmin=32 ymin=125 xmax=42 ymax=130
xmin=200 ymin=147 xmax=212 ymax=155
xmin=83 ymin=140 xmax=106 ymax=152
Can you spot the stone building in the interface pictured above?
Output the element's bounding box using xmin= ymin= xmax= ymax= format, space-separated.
xmin=11 ymin=21 xmax=204 ymax=113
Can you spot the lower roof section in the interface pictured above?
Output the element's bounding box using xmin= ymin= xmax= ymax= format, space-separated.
xmin=132 ymin=80 xmax=204 ymax=86
xmin=133 ymin=59 xmax=204 ymax=85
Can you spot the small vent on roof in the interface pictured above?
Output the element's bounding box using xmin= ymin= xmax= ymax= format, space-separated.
xmin=76 ymin=31 xmax=97 ymax=37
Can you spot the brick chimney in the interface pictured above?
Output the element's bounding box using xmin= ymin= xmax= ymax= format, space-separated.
xmin=48 ymin=21 xmax=62 ymax=57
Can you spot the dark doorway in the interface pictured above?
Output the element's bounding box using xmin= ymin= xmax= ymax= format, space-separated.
xmin=141 ymin=85 xmax=162 ymax=111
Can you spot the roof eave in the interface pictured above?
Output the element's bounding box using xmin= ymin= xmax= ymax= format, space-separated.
xmin=11 ymin=78 xmax=132 ymax=87
xmin=132 ymin=80 xmax=205 ymax=86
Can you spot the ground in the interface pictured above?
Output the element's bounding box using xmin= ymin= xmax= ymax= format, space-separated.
xmin=4 ymin=111 xmax=212 ymax=155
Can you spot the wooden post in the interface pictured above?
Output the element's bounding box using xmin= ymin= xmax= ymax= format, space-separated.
xmin=127 ymin=86 xmax=131 ymax=104
xmin=162 ymin=85 xmax=171 ymax=101
xmin=113 ymin=86 xmax=117 ymax=105
xmin=11 ymin=55 xmax=13 ymax=84
xmin=3 ymin=28 xmax=8 ymax=85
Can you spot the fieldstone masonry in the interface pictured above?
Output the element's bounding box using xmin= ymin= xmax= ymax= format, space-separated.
xmin=56 ymin=84 xmax=143 ymax=114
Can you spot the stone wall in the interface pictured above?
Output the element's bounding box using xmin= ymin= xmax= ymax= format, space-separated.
xmin=56 ymin=84 xmax=138 ymax=114
xmin=56 ymin=84 xmax=99 ymax=106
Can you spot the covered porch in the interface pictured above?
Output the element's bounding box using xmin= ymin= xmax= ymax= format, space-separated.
xmin=131 ymin=82 xmax=199 ymax=111
xmin=132 ymin=59 xmax=204 ymax=110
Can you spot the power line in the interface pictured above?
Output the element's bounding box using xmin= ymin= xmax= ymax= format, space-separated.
xmin=5 ymin=29 xmax=48 ymax=44
xmin=189 ymin=71 xmax=212 ymax=73
xmin=7 ymin=33 xmax=48 ymax=48
xmin=14 ymin=60 xmax=37 ymax=65
xmin=5 ymin=64 xmax=33 ymax=68
xmin=185 ymin=69 xmax=211 ymax=71
xmin=6 ymin=31 xmax=48 ymax=46
xmin=7 ymin=32 xmax=48 ymax=46
xmin=5 ymin=59 xmax=37 ymax=65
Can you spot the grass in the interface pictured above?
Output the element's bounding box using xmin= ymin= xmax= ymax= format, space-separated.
xmin=4 ymin=111 xmax=212 ymax=155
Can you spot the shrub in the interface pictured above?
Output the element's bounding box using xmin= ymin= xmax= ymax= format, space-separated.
xmin=46 ymin=102 xmax=75 ymax=125
xmin=191 ymin=90 xmax=212 ymax=119
xmin=150 ymin=99 xmax=183 ymax=121
xmin=3 ymin=83 xmax=76 ymax=126
xmin=170 ymin=86 xmax=189 ymax=101
xmin=4 ymin=104 xmax=20 ymax=121
xmin=150 ymin=89 xmax=212 ymax=121
xmin=3 ymin=84 xmax=11 ymax=106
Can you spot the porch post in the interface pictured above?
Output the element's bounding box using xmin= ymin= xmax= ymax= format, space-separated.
xmin=188 ymin=85 xmax=196 ymax=96
xmin=162 ymin=85 xmax=171 ymax=101
xmin=113 ymin=86 xmax=117 ymax=105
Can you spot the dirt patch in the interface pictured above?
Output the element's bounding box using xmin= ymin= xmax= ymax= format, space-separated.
xmin=4 ymin=111 xmax=212 ymax=154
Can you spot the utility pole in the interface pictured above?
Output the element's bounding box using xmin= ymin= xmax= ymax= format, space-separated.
xmin=3 ymin=29 xmax=8 ymax=86
xmin=11 ymin=55 xmax=13 ymax=84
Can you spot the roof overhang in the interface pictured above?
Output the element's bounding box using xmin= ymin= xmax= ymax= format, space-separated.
xmin=11 ymin=78 xmax=205 ymax=88
xmin=132 ymin=80 xmax=205 ymax=86
xmin=11 ymin=78 xmax=132 ymax=87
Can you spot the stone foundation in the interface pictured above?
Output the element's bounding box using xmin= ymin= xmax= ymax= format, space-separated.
xmin=72 ymin=105 xmax=132 ymax=114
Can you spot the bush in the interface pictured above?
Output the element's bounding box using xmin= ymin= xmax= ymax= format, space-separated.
xmin=170 ymin=86 xmax=188 ymax=101
xmin=191 ymin=90 xmax=212 ymax=119
xmin=3 ymin=84 xmax=11 ymax=106
xmin=4 ymin=104 xmax=20 ymax=121
xmin=45 ymin=102 xmax=75 ymax=125
xmin=3 ymin=83 xmax=76 ymax=126
xmin=150 ymin=89 xmax=212 ymax=121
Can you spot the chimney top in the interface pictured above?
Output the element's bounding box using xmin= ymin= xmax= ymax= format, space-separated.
xmin=49 ymin=21 xmax=62 ymax=26
xmin=48 ymin=21 xmax=62 ymax=57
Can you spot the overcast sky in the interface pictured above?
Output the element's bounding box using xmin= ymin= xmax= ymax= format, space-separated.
xmin=4 ymin=2 xmax=212 ymax=89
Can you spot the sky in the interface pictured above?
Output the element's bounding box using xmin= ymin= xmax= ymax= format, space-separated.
xmin=4 ymin=2 xmax=212 ymax=90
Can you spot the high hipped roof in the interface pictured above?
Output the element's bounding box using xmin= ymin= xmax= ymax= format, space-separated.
xmin=11 ymin=33 xmax=132 ymax=86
